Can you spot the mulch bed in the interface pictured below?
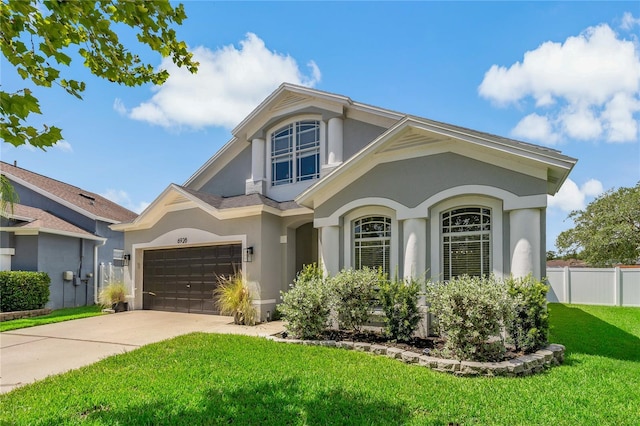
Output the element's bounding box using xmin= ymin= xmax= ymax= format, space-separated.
xmin=274 ymin=329 xmax=525 ymax=361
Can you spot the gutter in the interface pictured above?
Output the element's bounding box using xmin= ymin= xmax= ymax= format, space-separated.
xmin=93 ymin=239 xmax=107 ymax=304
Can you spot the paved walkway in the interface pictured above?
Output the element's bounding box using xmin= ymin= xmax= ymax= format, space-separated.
xmin=0 ymin=311 xmax=284 ymax=394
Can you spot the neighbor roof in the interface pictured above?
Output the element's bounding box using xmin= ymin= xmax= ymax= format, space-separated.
xmin=1 ymin=204 xmax=105 ymax=241
xmin=0 ymin=161 xmax=137 ymax=223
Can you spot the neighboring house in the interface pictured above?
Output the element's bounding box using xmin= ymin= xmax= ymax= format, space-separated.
xmin=113 ymin=84 xmax=577 ymax=320
xmin=0 ymin=161 xmax=137 ymax=309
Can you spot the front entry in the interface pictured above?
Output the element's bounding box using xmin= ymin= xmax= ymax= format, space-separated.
xmin=142 ymin=244 xmax=242 ymax=314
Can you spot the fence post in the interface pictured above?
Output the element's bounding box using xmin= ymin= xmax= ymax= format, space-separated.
xmin=614 ymin=266 xmax=622 ymax=306
xmin=563 ymin=266 xmax=571 ymax=303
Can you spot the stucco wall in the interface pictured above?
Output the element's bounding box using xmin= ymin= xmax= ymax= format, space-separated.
xmin=315 ymin=152 xmax=548 ymax=218
xmin=343 ymin=118 xmax=387 ymax=160
xmin=198 ymin=144 xmax=252 ymax=197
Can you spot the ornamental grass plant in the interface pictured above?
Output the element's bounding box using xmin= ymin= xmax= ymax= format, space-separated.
xmin=213 ymin=273 xmax=256 ymax=325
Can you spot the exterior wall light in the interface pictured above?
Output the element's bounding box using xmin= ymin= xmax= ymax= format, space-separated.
xmin=244 ymin=246 xmax=254 ymax=262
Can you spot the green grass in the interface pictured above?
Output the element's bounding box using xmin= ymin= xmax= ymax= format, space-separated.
xmin=0 ymin=305 xmax=104 ymax=332
xmin=1 ymin=303 xmax=639 ymax=425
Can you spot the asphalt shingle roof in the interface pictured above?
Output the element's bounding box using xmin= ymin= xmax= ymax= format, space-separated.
xmin=179 ymin=186 xmax=302 ymax=211
xmin=3 ymin=204 xmax=97 ymax=237
xmin=1 ymin=161 xmax=137 ymax=223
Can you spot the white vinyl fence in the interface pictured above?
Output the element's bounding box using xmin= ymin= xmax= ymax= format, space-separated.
xmin=546 ymin=267 xmax=640 ymax=307
xmin=98 ymin=262 xmax=125 ymax=294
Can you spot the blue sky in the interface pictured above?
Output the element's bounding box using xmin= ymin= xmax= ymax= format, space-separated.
xmin=2 ymin=1 xmax=639 ymax=251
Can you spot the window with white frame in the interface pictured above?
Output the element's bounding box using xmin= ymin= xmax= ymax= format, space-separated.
xmin=353 ymin=216 xmax=391 ymax=275
xmin=271 ymin=120 xmax=320 ymax=186
xmin=442 ymin=207 xmax=491 ymax=280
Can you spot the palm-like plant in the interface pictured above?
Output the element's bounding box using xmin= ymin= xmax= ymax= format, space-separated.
xmin=213 ymin=273 xmax=256 ymax=326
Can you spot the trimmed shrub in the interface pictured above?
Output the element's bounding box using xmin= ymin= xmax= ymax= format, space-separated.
xmin=426 ymin=275 xmax=510 ymax=361
xmin=505 ymin=275 xmax=549 ymax=352
xmin=379 ymin=277 xmax=422 ymax=341
xmin=279 ymin=264 xmax=330 ymax=339
xmin=328 ymin=267 xmax=381 ymax=332
xmin=0 ymin=271 xmax=50 ymax=312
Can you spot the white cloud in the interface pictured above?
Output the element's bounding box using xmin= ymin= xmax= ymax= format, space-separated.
xmin=511 ymin=113 xmax=560 ymax=144
xmin=547 ymin=178 xmax=604 ymax=212
xmin=479 ymin=21 xmax=640 ymax=144
xmin=52 ymin=140 xmax=73 ymax=152
xmin=113 ymin=98 xmax=126 ymax=116
xmin=620 ymin=12 xmax=640 ymax=31
xmin=120 ymin=33 xmax=321 ymax=129
xmin=100 ymin=189 xmax=149 ymax=214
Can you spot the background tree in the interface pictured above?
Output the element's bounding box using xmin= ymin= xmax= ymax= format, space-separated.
xmin=556 ymin=182 xmax=640 ymax=266
xmin=1 ymin=0 xmax=198 ymax=149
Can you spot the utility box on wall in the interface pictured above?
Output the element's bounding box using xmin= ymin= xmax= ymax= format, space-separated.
xmin=62 ymin=271 xmax=73 ymax=281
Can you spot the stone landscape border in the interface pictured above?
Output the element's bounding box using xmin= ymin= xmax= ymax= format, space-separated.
xmin=265 ymin=335 xmax=565 ymax=377
xmin=0 ymin=308 xmax=52 ymax=322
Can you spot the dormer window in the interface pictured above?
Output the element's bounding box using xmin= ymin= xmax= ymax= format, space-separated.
xmin=271 ymin=120 xmax=320 ymax=186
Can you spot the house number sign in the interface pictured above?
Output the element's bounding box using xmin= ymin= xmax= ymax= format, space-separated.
xmin=177 ymin=237 xmax=188 ymax=244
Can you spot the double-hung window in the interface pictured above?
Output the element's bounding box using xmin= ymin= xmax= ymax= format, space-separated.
xmin=271 ymin=120 xmax=320 ymax=186
xmin=353 ymin=216 xmax=391 ymax=275
xmin=442 ymin=207 xmax=491 ymax=280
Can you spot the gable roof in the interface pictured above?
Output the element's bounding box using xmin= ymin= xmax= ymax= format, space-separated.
xmin=1 ymin=204 xmax=105 ymax=241
xmin=1 ymin=161 xmax=137 ymax=224
xmin=111 ymin=184 xmax=311 ymax=231
xmin=296 ymin=116 xmax=577 ymax=209
xmin=184 ymin=84 xmax=576 ymax=197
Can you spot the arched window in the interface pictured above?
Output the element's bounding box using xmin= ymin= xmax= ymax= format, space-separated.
xmin=442 ymin=207 xmax=491 ymax=280
xmin=271 ymin=120 xmax=320 ymax=186
xmin=353 ymin=216 xmax=391 ymax=274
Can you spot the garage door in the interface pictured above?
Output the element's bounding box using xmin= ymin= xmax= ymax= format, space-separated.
xmin=143 ymin=244 xmax=242 ymax=314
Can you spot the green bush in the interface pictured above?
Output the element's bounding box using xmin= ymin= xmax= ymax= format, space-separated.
xmin=328 ymin=267 xmax=381 ymax=332
xmin=426 ymin=275 xmax=510 ymax=361
xmin=0 ymin=271 xmax=50 ymax=312
xmin=505 ymin=275 xmax=549 ymax=352
xmin=379 ymin=277 xmax=422 ymax=341
xmin=279 ymin=264 xmax=330 ymax=339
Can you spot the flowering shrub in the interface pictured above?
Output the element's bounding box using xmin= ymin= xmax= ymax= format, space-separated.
xmin=504 ymin=275 xmax=549 ymax=352
xmin=279 ymin=264 xmax=330 ymax=339
xmin=426 ymin=275 xmax=511 ymax=361
xmin=328 ymin=267 xmax=381 ymax=331
xmin=378 ymin=277 xmax=422 ymax=341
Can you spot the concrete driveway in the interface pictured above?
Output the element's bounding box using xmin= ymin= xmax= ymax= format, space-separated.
xmin=0 ymin=311 xmax=284 ymax=394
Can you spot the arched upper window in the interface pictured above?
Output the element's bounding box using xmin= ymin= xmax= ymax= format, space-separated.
xmin=271 ymin=120 xmax=320 ymax=186
xmin=353 ymin=216 xmax=391 ymax=275
xmin=442 ymin=207 xmax=491 ymax=280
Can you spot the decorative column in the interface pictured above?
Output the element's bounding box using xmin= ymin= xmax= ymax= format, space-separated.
xmin=319 ymin=226 xmax=340 ymax=277
xmin=510 ymin=208 xmax=541 ymax=279
xmin=246 ymin=138 xmax=266 ymax=194
xmin=327 ymin=117 xmax=343 ymax=166
xmin=403 ymin=218 xmax=426 ymax=280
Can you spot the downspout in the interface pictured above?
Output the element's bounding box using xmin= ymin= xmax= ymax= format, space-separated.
xmin=94 ymin=240 xmax=107 ymax=304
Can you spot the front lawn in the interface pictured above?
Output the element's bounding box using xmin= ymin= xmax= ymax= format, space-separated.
xmin=0 ymin=305 xmax=104 ymax=332
xmin=1 ymin=303 xmax=638 ymax=425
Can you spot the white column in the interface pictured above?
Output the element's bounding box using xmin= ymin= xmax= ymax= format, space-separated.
xmin=327 ymin=117 xmax=343 ymax=166
xmin=247 ymin=138 xmax=266 ymax=195
xmin=403 ymin=218 xmax=426 ymax=280
xmin=510 ymin=208 xmax=541 ymax=279
xmin=251 ymin=138 xmax=265 ymax=181
xmin=319 ymin=226 xmax=340 ymax=277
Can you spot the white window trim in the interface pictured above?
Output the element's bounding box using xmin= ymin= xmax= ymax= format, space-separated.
xmin=344 ymin=206 xmax=398 ymax=274
xmin=266 ymin=115 xmax=326 ymax=195
xmin=441 ymin=206 xmax=491 ymax=280
xmin=430 ymin=196 xmax=503 ymax=281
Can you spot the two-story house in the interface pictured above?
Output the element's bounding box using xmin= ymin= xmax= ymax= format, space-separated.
xmin=1 ymin=161 xmax=137 ymax=309
xmin=113 ymin=84 xmax=576 ymax=320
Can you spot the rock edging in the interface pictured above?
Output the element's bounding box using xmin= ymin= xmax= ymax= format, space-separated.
xmin=0 ymin=308 xmax=52 ymax=322
xmin=264 ymin=335 xmax=565 ymax=377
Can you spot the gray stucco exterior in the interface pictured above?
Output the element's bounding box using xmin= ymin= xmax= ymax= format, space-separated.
xmin=116 ymin=84 xmax=575 ymax=322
